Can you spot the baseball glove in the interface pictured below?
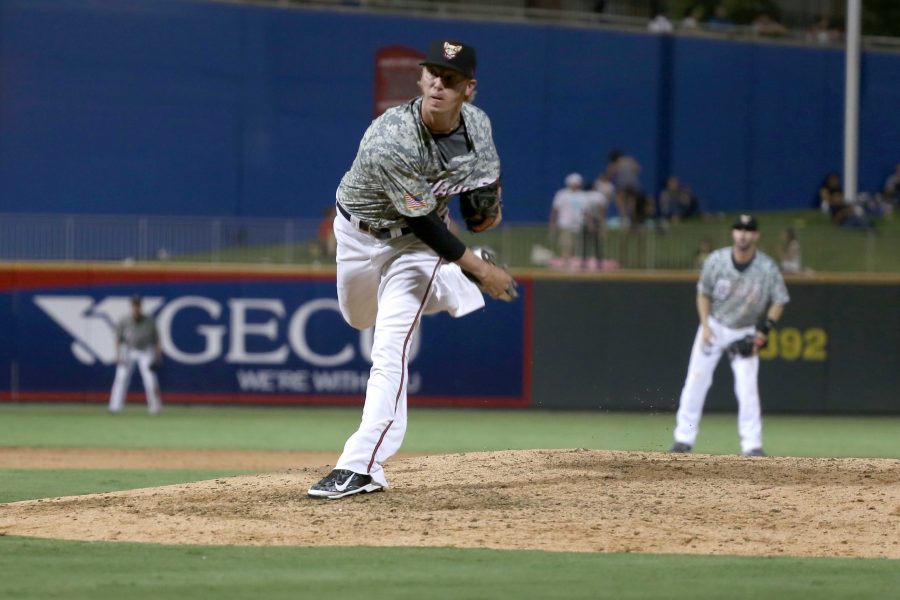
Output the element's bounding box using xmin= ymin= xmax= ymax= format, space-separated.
xmin=459 ymin=180 xmax=502 ymax=233
xmin=150 ymin=355 xmax=164 ymax=372
xmin=727 ymin=336 xmax=757 ymax=358
xmin=463 ymin=247 xmax=519 ymax=302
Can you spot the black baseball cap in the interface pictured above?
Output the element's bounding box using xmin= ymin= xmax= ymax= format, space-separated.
xmin=732 ymin=214 xmax=759 ymax=231
xmin=420 ymin=39 xmax=476 ymax=78
xmin=131 ymin=294 xmax=142 ymax=305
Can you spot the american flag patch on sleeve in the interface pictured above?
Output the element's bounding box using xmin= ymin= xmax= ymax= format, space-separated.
xmin=404 ymin=192 xmax=426 ymax=209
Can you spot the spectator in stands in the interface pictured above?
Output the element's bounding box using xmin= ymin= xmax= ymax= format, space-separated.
xmin=807 ymin=16 xmax=841 ymax=44
xmin=593 ymin=171 xmax=615 ymax=211
xmin=658 ymin=176 xmax=682 ymax=222
xmin=676 ymin=185 xmax=703 ymax=221
xmin=752 ymin=13 xmax=788 ymax=37
xmin=818 ymin=172 xmax=874 ymax=230
xmin=605 ymin=148 xmax=644 ymax=229
xmin=549 ymin=173 xmax=588 ymax=269
xmin=857 ymin=191 xmax=890 ymax=220
xmin=779 ymin=228 xmax=803 ymax=273
xmin=681 ymin=4 xmax=705 ymax=29
xmin=818 ymin=171 xmax=843 ymax=213
xmin=706 ymin=3 xmax=736 ymax=32
xmin=648 ymin=12 xmax=674 ymax=33
xmin=582 ymin=177 xmax=610 ymax=270
xmin=606 ymin=150 xmax=654 ymax=267
xmin=659 ymin=175 xmax=703 ymax=223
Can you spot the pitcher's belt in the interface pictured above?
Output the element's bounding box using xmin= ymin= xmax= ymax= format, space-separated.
xmin=336 ymin=203 xmax=411 ymax=240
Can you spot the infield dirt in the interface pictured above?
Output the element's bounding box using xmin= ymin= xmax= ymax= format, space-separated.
xmin=1 ymin=448 xmax=898 ymax=558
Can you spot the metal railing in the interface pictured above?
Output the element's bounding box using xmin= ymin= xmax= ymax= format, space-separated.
xmin=1 ymin=213 xmax=896 ymax=273
xmin=0 ymin=214 xmax=322 ymax=265
xmin=459 ymin=218 xmax=898 ymax=274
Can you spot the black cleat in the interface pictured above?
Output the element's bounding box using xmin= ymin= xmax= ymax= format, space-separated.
xmin=307 ymin=469 xmax=383 ymax=499
xmin=670 ymin=442 xmax=693 ymax=453
xmin=742 ymin=448 xmax=767 ymax=457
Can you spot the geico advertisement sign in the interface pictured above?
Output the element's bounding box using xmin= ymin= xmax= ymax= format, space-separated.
xmin=34 ymin=295 xmax=418 ymax=367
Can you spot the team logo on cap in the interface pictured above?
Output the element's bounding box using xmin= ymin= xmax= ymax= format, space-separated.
xmin=442 ymin=42 xmax=463 ymax=60
xmin=739 ymin=214 xmax=752 ymax=224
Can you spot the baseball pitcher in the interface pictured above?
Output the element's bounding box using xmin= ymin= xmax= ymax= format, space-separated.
xmin=308 ymin=39 xmax=515 ymax=499
xmin=671 ymin=215 xmax=789 ymax=456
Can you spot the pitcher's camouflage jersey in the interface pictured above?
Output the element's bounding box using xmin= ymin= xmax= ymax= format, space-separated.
xmin=337 ymin=97 xmax=500 ymax=229
xmin=698 ymin=248 xmax=790 ymax=328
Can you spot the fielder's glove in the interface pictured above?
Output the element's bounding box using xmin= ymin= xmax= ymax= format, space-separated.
xmin=150 ymin=355 xmax=164 ymax=372
xmin=459 ymin=180 xmax=502 ymax=233
xmin=463 ymin=247 xmax=519 ymax=302
xmin=727 ymin=335 xmax=764 ymax=358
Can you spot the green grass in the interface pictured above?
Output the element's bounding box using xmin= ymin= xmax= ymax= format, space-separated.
xmin=0 ymin=538 xmax=897 ymax=600
xmin=0 ymin=469 xmax=248 ymax=504
xmin=0 ymin=405 xmax=360 ymax=451
xmin=467 ymin=210 xmax=900 ymax=272
xmin=171 ymin=210 xmax=900 ymax=273
xmin=1 ymin=405 xmax=898 ymax=458
xmin=2 ymin=405 xmax=898 ymax=600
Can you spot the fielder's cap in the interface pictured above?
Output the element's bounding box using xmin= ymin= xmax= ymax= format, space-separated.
xmin=131 ymin=293 xmax=142 ymax=305
xmin=732 ymin=214 xmax=759 ymax=231
xmin=420 ymin=39 xmax=476 ymax=78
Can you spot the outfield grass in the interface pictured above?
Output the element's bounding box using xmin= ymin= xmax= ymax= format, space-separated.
xmin=462 ymin=210 xmax=900 ymax=273
xmin=174 ymin=210 xmax=900 ymax=273
xmin=1 ymin=405 xmax=898 ymax=457
xmin=1 ymin=405 xmax=897 ymax=600
xmin=1 ymin=538 xmax=896 ymax=600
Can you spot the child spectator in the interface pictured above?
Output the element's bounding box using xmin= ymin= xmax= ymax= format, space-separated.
xmin=779 ymin=228 xmax=803 ymax=273
xmin=549 ymin=173 xmax=588 ymax=269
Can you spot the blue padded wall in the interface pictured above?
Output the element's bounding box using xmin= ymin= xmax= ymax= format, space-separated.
xmin=1 ymin=0 xmax=898 ymax=221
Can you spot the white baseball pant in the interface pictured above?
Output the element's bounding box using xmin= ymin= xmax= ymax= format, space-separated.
xmin=673 ymin=316 xmax=762 ymax=454
xmin=332 ymin=214 xmax=483 ymax=487
xmin=109 ymin=347 xmax=162 ymax=414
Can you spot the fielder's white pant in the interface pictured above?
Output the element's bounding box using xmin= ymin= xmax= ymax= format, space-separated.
xmin=673 ymin=316 xmax=762 ymax=454
xmin=109 ymin=348 xmax=162 ymax=414
xmin=332 ymin=214 xmax=484 ymax=487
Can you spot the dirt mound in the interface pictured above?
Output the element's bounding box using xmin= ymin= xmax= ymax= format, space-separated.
xmin=1 ymin=449 xmax=898 ymax=558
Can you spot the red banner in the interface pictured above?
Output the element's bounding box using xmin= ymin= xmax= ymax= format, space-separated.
xmin=373 ymin=45 xmax=425 ymax=118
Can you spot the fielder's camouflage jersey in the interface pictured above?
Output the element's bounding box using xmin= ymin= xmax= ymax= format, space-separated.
xmin=116 ymin=315 xmax=159 ymax=351
xmin=336 ymin=96 xmax=500 ymax=229
xmin=698 ymin=248 xmax=790 ymax=328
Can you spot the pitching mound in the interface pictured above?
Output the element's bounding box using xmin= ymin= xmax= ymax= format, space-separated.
xmin=1 ymin=449 xmax=898 ymax=558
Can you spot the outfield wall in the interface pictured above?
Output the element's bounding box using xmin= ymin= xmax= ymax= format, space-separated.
xmin=1 ymin=264 xmax=897 ymax=414
xmin=531 ymin=274 xmax=900 ymax=415
xmin=2 ymin=0 xmax=900 ymax=221
xmin=0 ymin=264 xmax=530 ymax=408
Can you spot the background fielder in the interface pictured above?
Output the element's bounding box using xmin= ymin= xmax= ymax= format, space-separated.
xmin=671 ymin=214 xmax=789 ymax=456
xmin=108 ymin=294 xmax=163 ymax=415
